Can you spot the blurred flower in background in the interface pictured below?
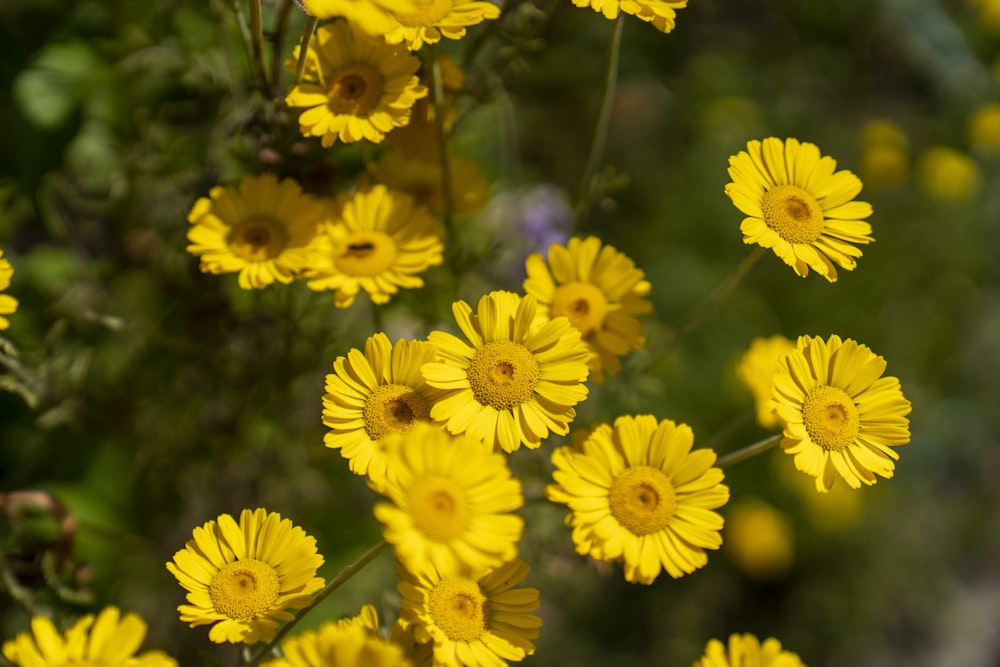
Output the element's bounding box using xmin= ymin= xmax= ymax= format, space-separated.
xmin=859 ymin=119 xmax=910 ymax=188
xmin=967 ymin=103 xmax=1000 ymax=155
xmin=724 ymin=498 xmax=794 ymax=581
xmin=735 ymin=335 xmax=795 ymax=429
xmin=918 ymin=146 xmax=982 ymax=201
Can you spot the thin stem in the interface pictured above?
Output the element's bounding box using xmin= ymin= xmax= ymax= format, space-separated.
xmin=247 ymin=540 xmax=391 ymax=666
xmin=269 ymin=0 xmax=295 ymax=97
xmin=574 ymin=14 xmax=624 ymax=224
xmin=431 ymin=53 xmax=455 ymax=237
xmin=248 ymin=0 xmax=271 ymax=95
xmin=661 ymin=246 xmax=766 ymax=353
xmin=717 ymin=433 xmax=782 ymax=468
xmin=295 ymin=17 xmax=319 ymax=84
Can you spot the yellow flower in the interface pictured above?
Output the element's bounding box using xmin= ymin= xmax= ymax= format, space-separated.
xmin=285 ymin=21 xmax=427 ymax=147
xmin=546 ymin=415 xmax=730 ymax=584
xmin=724 ymin=499 xmax=794 ymax=581
xmin=373 ymin=422 xmax=524 ymax=575
xmin=918 ymin=146 xmax=982 ymax=201
xmin=422 ymin=291 xmax=591 ymax=453
xmin=383 ymin=0 xmax=501 ymax=51
xmin=265 ymin=609 xmax=412 ymax=667
xmin=397 ymin=559 xmax=541 ymax=667
xmin=186 ymin=174 xmax=327 ymax=290
xmin=322 ymin=332 xmax=442 ymax=489
xmin=735 ymin=335 xmax=795 ymax=429
xmin=771 ymin=335 xmax=912 ymax=492
xmin=299 ymin=0 xmax=418 ymax=35
xmin=166 ymin=508 xmax=325 ymax=644
xmin=0 ymin=249 xmax=18 ymax=331
xmin=969 ymin=103 xmax=1000 ymax=155
xmin=692 ymin=633 xmax=806 ymax=667
xmin=725 ymin=137 xmax=874 ymax=282
xmin=571 ymin=0 xmax=688 ymax=33
xmin=859 ymin=119 xmax=909 ymax=188
xmin=386 ymin=56 xmax=464 ymax=161
xmin=2 ymin=606 xmax=177 ymax=667
xmin=371 ymin=150 xmax=491 ymax=217
xmin=307 ymin=185 xmax=444 ymax=308
xmin=524 ymin=236 xmax=652 ymax=383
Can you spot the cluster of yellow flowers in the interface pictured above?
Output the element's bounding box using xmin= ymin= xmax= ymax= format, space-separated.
xmin=1 ymin=2 xmax=917 ymax=667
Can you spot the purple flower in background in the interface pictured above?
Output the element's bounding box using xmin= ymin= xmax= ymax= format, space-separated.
xmin=481 ymin=184 xmax=572 ymax=284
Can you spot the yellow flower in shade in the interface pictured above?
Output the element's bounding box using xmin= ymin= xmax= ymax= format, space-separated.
xmin=285 ymin=21 xmax=427 ymax=147
xmin=422 ymin=291 xmax=591 ymax=453
xmin=266 ymin=608 xmax=412 ymax=667
xmin=735 ymin=335 xmax=795 ymax=429
xmin=2 ymin=607 xmax=177 ymax=667
xmin=383 ymin=0 xmax=501 ymax=51
xmin=546 ymin=415 xmax=729 ymax=584
xmin=771 ymin=335 xmax=912 ymax=493
xmin=969 ymin=103 xmax=1000 ymax=155
xmin=322 ymin=332 xmax=442 ymax=490
xmin=725 ymin=137 xmax=874 ymax=282
xmin=307 ymin=185 xmax=444 ymax=308
xmin=918 ymin=146 xmax=982 ymax=201
xmin=386 ymin=56 xmax=464 ymax=161
xmin=692 ymin=634 xmax=806 ymax=667
xmin=397 ymin=559 xmax=541 ymax=667
xmin=724 ymin=499 xmax=794 ymax=581
xmin=373 ymin=422 xmax=524 ymax=575
xmin=524 ymin=236 xmax=652 ymax=383
xmin=186 ymin=174 xmax=327 ymax=290
xmin=166 ymin=508 xmax=325 ymax=644
xmin=372 ymin=151 xmax=491 ymax=217
xmin=571 ymin=0 xmax=688 ymax=33
xmin=859 ymin=120 xmax=909 ymax=188
xmin=0 ymin=249 xmax=18 ymax=330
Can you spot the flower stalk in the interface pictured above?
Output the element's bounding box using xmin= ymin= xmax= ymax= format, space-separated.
xmin=717 ymin=433 xmax=782 ymax=468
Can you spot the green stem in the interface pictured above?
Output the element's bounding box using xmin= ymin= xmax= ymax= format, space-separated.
xmin=574 ymin=13 xmax=624 ymax=224
xmin=717 ymin=433 xmax=782 ymax=468
xmin=431 ymin=53 xmax=455 ymax=237
xmin=246 ymin=540 xmax=391 ymax=666
xmin=295 ymin=17 xmax=320 ymax=84
xmin=248 ymin=0 xmax=271 ymax=95
xmin=269 ymin=0 xmax=295 ymax=97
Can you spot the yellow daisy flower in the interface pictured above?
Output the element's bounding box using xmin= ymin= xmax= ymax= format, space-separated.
xmin=371 ymin=150 xmax=491 ymax=217
xmin=383 ymin=0 xmax=501 ymax=51
xmin=572 ymin=0 xmax=688 ymax=33
xmin=524 ymin=236 xmax=652 ymax=383
xmin=735 ymin=335 xmax=795 ymax=429
xmin=186 ymin=174 xmax=327 ymax=290
xmin=771 ymin=335 xmax=912 ymax=492
xmin=692 ymin=633 xmax=806 ymax=667
xmin=546 ymin=415 xmax=730 ymax=584
xmin=397 ymin=559 xmax=541 ymax=667
xmin=266 ymin=610 xmax=412 ymax=667
xmin=299 ymin=0 xmax=418 ymax=36
xmin=285 ymin=21 xmax=427 ymax=147
xmin=373 ymin=421 xmax=524 ymax=575
xmin=166 ymin=508 xmax=325 ymax=644
xmin=2 ymin=606 xmax=177 ymax=667
xmin=422 ymin=291 xmax=591 ymax=453
xmin=0 ymin=249 xmax=18 ymax=330
xmin=322 ymin=332 xmax=442 ymax=489
xmin=725 ymin=137 xmax=874 ymax=282
xmin=307 ymin=185 xmax=444 ymax=308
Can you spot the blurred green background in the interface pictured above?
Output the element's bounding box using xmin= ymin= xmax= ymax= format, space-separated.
xmin=2 ymin=0 xmax=999 ymax=665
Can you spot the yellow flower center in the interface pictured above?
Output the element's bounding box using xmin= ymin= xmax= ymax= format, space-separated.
xmin=802 ymin=385 xmax=861 ymax=451
xmin=394 ymin=0 xmax=453 ymax=25
xmin=363 ymin=384 xmax=429 ymax=440
xmin=209 ymin=559 xmax=280 ymax=620
xmin=228 ymin=218 xmax=288 ymax=262
xmin=408 ymin=475 xmax=468 ymax=541
xmin=608 ymin=466 xmax=677 ymax=536
xmin=334 ymin=232 xmax=397 ymax=277
xmin=428 ymin=576 xmax=491 ymax=643
xmin=467 ymin=340 xmax=540 ymax=410
xmin=550 ymin=281 xmax=609 ymax=337
xmin=761 ymin=184 xmax=825 ymax=244
xmin=328 ymin=63 xmax=384 ymax=116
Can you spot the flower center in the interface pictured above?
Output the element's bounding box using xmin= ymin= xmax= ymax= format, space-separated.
xmin=428 ymin=576 xmax=492 ymax=643
xmin=363 ymin=384 xmax=429 ymax=441
xmin=608 ymin=466 xmax=677 ymax=536
xmin=550 ymin=282 xmax=609 ymax=337
xmin=334 ymin=232 xmax=397 ymax=276
xmin=761 ymin=184 xmax=825 ymax=244
xmin=408 ymin=475 xmax=468 ymax=541
xmin=466 ymin=340 xmax=540 ymax=410
xmin=394 ymin=0 xmax=453 ymax=25
xmin=802 ymin=385 xmax=861 ymax=451
xmin=327 ymin=63 xmax=384 ymax=116
xmin=228 ymin=218 xmax=288 ymax=262
xmin=209 ymin=559 xmax=280 ymax=620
